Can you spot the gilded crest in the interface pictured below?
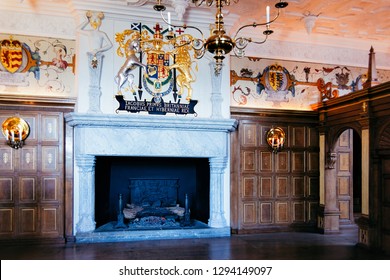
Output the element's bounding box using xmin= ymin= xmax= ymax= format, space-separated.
xmin=114 ymin=23 xmax=198 ymax=115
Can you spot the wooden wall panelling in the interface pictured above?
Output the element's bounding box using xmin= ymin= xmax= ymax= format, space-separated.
xmin=40 ymin=112 xmax=63 ymax=237
xmin=0 ymin=178 xmax=13 ymax=202
xmin=260 ymin=151 xmax=272 ymax=172
xmin=260 ymin=176 xmax=272 ymax=198
xmin=260 ymin=126 xmax=270 ymax=147
xmin=259 ymin=202 xmax=272 ymax=224
xmin=0 ymin=208 xmax=13 ymax=233
xmin=292 ymin=152 xmax=305 ymax=172
xmin=0 ymin=127 xmax=15 ymax=236
xmin=242 ymin=176 xmax=257 ymax=198
xmin=0 ymin=97 xmax=75 ymax=242
xmin=230 ymin=119 xmax=241 ymax=231
xmin=241 ymin=123 xmax=257 ymax=147
xmin=243 ymin=202 xmax=257 ymax=225
xmin=276 ymin=176 xmax=288 ymax=197
xmin=292 ymin=176 xmax=305 ymax=197
xmin=308 ymin=127 xmax=319 ymax=148
xmin=275 ymin=202 xmax=289 ymax=223
xmin=276 ymin=152 xmax=289 ymax=172
xmin=307 ymin=130 xmax=319 ymax=225
xmin=19 ymin=207 xmax=38 ymax=234
xmin=41 ymin=205 xmax=60 ymax=234
xmin=292 ymin=126 xmax=306 ymax=148
xmin=242 ymin=150 xmax=256 ymax=172
xmin=307 ymin=176 xmax=319 ymax=223
xmin=314 ymin=81 xmax=390 ymax=252
xmin=0 ymin=147 xmax=14 ymax=172
xmin=308 ymin=152 xmax=319 ymax=173
xmin=230 ymin=108 xmax=319 ymax=233
xmin=293 ymin=201 xmax=305 ymax=223
xmin=19 ymin=177 xmax=37 ymax=203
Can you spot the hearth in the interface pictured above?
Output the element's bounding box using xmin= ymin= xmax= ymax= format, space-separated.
xmin=124 ymin=178 xmax=191 ymax=228
xmin=94 ymin=156 xmax=210 ymax=229
xmin=65 ymin=113 xmax=237 ymax=242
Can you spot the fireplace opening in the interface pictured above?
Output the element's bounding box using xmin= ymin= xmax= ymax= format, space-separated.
xmin=94 ymin=156 xmax=210 ymax=230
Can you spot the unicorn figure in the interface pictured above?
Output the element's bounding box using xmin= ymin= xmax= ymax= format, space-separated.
xmin=115 ymin=31 xmax=147 ymax=95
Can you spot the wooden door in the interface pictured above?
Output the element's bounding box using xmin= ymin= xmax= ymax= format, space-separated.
xmin=334 ymin=129 xmax=354 ymax=225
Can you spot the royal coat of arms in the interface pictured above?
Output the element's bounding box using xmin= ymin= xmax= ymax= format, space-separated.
xmin=114 ymin=23 xmax=198 ymax=115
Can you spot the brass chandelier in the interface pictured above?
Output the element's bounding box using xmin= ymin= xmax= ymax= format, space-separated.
xmin=154 ymin=0 xmax=288 ymax=75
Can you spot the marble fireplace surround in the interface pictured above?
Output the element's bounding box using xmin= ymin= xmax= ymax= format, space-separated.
xmin=65 ymin=113 xmax=237 ymax=242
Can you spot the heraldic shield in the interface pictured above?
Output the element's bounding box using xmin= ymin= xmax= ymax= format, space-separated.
xmin=1 ymin=38 xmax=23 ymax=73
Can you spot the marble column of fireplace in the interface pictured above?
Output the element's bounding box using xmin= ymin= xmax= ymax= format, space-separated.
xmin=75 ymin=154 xmax=96 ymax=233
xmin=65 ymin=113 xmax=237 ymax=242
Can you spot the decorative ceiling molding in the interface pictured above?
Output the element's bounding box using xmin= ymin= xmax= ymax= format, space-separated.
xmin=0 ymin=0 xmax=388 ymax=65
xmin=0 ymin=11 xmax=76 ymax=39
xmin=116 ymin=0 xmax=149 ymax=6
xmin=112 ymin=0 xmax=190 ymax=20
xmin=169 ymin=0 xmax=190 ymax=21
xmin=302 ymin=12 xmax=320 ymax=35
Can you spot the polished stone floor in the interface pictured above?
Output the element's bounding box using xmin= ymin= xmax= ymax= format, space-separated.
xmin=0 ymin=229 xmax=389 ymax=260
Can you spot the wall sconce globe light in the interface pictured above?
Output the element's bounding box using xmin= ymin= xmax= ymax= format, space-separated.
xmin=266 ymin=126 xmax=285 ymax=153
xmin=2 ymin=117 xmax=30 ymax=149
xmin=154 ymin=0 xmax=289 ymax=75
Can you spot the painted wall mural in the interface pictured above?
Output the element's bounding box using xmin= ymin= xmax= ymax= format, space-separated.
xmin=230 ymin=56 xmax=390 ymax=110
xmin=0 ymin=34 xmax=76 ymax=96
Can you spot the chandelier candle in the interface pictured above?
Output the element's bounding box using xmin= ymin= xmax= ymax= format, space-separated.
xmin=266 ymin=5 xmax=270 ymax=23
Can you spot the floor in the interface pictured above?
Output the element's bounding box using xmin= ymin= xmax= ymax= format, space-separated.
xmin=0 ymin=229 xmax=389 ymax=260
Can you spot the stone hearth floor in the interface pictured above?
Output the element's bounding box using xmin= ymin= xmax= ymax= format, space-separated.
xmin=95 ymin=219 xmax=209 ymax=232
xmin=75 ymin=219 xmax=230 ymax=243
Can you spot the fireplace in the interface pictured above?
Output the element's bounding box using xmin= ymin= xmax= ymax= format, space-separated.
xmin=65 ymin=113 xmax=237 ymax=242
xmin=94 ymin=156 xmax=210 ymax=229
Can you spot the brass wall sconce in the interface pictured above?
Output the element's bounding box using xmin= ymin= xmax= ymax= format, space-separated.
xmin=1 ymin=117 xmax=30 ymax=149
xmin=266 ymin=127 xmax=285 ymax=153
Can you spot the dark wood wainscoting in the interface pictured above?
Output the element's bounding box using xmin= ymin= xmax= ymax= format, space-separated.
xmin=0 ymin=95 xmax=75 ymax=243
xmin=230 ymin=108 xmax=319 ymax=234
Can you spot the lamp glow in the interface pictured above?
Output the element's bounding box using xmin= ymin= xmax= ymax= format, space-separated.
xmin=1 ymin=117 xmax=30 ymax=149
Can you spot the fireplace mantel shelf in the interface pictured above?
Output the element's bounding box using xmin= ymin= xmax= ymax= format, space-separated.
xmin=65 ymin=113 xmax=238 ymax=132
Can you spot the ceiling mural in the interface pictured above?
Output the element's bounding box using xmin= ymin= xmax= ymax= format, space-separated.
xmin=5 ymin=1 xmax=389 ymax=53
xmin=227 ymin=0 xmax=390 ymax=43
